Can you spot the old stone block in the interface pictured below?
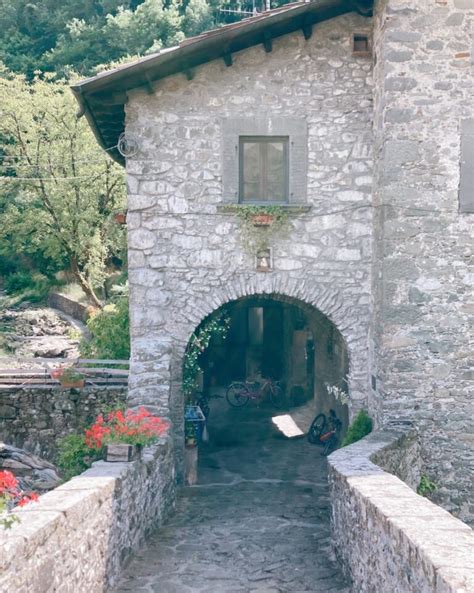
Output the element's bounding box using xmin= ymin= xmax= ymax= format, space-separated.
xmin=445 ymin=13 xmax=464 ymax=26
xmin=385 ymin=108 xmax=415 ymax=123
xmin=427 ymin=40 xmax=444 ymax=51
xmin=385 ymin=50 xmax=413 ymax=62
xmin=387 ymin=30 xmax=422 ymax=43
xmin=384 ymin=140 xmax=421 ymax=167
xmin=128 ymin=228 xmax=156 ymax=250
xmin=384 ymin=77 xmax=417 ymax=92
xmin=0 ymin=404 xmax=17 ymax=419
xmin=335 ymin=249 xmax=362 ymax=261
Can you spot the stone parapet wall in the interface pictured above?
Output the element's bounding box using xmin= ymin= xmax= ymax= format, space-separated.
xmin=48 ymin=291 xmax=90 ymax=322
xmin=0 ymin=387 xmax=127 ymax=460
xmin=0 ymin=439 xmax=176 ymax=593
xmin=328 ymin=428 xmax=474 ymax=593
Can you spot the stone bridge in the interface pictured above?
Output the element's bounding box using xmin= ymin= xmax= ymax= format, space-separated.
xmin=1 ymin=400 xmax=473 ymax=593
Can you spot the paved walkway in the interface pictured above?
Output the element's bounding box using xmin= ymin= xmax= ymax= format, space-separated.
xmin=114 ymin=403 xmax=350 ymax=593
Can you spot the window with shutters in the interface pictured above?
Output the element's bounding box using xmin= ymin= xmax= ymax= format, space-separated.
xmin=221 ymin=116 xmax=308 ymax=206
xmin=239 ymin=136 xmax=289 ymax=204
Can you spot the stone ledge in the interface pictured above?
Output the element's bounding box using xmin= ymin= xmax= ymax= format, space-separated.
xmin=216 ymin=203 xmax=312 ymax=214
xmin=0 ymin=438 xmax=175 ymax=593
xmin=328 ymin=427 xmax=474 ymax=593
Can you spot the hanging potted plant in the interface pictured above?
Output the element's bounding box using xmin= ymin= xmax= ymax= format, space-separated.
xmin=84 ymin=407 xmax=169 ymax=462
xmin=50 ymin=366 xmax=86 ymax=389
xmin=235 ymin=205 xmax=291 ymax=256
xmin=251 ymin=213 xmax=275 ymax=227
xmin=113 ymin=211 xmax=127 ymax=225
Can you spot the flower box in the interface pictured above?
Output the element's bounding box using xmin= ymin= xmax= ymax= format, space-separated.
xmin=60 ymin=379 xmax=85 ymax=389
xmin=50 ymin=368 xmax=85 ymax=389
xmin=104 ymin=443 xmax=141 ymax=462
xmin=49 ymin=369 xmax=63 ymax=381
xmin=251 ymin=213 xmax=274 ymax=227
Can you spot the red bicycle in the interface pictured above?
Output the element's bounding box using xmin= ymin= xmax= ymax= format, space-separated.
xmin=226 ymin=379 xmax=285 ymax=409
xmin=307 ymin=409 xmax=342 ymax=456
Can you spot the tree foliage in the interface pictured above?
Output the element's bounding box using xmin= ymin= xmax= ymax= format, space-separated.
xmin=0 ymin=71 xmax=126 ymax=306
xmin=81 ymin=296 xmax=130 ymax=359
xmin=0 ymin=0 xmax=290 ymax=77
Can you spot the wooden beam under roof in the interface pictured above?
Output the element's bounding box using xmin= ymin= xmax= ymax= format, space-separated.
xmin=72 ymin=0 xmax=373 ymax=165
xmin=263 ymin=30 xmax=273 ymax=53
xmin=302 ymin=16 xmax=313 ymax=40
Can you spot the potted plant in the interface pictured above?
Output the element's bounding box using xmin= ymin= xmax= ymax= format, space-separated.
xmin=84 ymin=407 xmax=169 ymax=462
xmin=113 ymin=211 xmax=127 ymax=225
xmin=184 ymin=404 xmax=206 ymax=447
xmin=251 ymin=213 xmax=275 ymax=227
xmin=184 ymin=421 xmax=198 ymax=448
xmin=50 ymin=366 xmax=85 ymax=388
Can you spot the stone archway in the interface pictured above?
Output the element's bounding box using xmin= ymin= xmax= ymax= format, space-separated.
xmin=127 ymin=275 xmax=370 ymax=474
xmin=127 ymin=276 xmax=368 ymax=472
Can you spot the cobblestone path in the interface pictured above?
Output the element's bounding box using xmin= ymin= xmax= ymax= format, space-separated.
xmin=115 ymin=405 xmax=350 ymax=593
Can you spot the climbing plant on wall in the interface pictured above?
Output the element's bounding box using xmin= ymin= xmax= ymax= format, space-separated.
xmin=234 ymin=205 xmax=291 ymax=255
xmin=182 ymin=312 xmax=231 ymax=402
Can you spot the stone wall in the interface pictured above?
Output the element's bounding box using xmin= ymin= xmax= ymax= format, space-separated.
xmin=0 ymin=387 xmax=127 ymax=460
xmin=371 ymin=0 xmax=474 ymax=526
xmin=125 ymin=13 xmax=375 ymax=468
xmin=328 ymin=428 xmax=474 ymax=593
xmin=0 ymin=439 xmax=175 ymax=593
xmin=47 ymin=291 xmax=90 ymax=323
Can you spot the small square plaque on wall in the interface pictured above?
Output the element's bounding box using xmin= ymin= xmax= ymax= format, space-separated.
xmin=256 ymin=248 xmax=272 ymax=272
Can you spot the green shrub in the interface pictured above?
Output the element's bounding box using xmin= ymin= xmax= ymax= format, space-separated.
xmin=56 ymin=434 xmax=100 ymax=481
xmin=417 ymin=474 xmax=437 ymax=497
xmin=4 ymin=271 xmax=35 ymax=293
xmin=81 ymin=296 xmax=130 ymax=359
xmin=4 ymin=271 xmax=53 ymax=303
xmin=342 ymin=409 xmax=373 ymax=447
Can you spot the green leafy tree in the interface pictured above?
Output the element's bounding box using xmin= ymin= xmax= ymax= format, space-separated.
xmin=81 ymin=296 xmax=130 ymax=359
xmin=182 ymin=0 xmax=214 ymax=37
xmin=0 ymin=71 xmax=126 ymax=306
xmin=0 ymin=0 xmax=296 ymax=78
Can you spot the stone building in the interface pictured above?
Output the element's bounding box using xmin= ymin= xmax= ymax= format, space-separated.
xmin=72 ymin=0 xmax=473 ymax=524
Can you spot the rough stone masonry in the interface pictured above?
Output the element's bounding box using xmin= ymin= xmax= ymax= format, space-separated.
xmin=371 ymin=0 xmax=474 ymax=525
xmin=125 ymin=11 xmax=375 ymax=478
xmin=73 ymin=0 xmax=473 ymax=526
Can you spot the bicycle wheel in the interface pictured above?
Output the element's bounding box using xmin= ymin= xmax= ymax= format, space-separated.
xmin=226 ymin=382 xmax=250 ymax=407
xmin=270 ymin=384 xmax=285 ymax=409
xmin=322 ymin=435 xmax=337 ymax=456
xmin=307 ymin=413 xmax=326 ymax=444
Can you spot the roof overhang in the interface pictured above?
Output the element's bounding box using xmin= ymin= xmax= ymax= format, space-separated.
xmin=71 ymin=0 xmax=373 ymax=165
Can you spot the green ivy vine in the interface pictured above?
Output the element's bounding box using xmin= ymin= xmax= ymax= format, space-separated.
xmin=234 ymin=205 xmax=291 ymax=255
xmin=182 ymin=312 xmax=230 ymax=403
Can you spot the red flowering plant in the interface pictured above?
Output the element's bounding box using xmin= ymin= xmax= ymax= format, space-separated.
xmin=84 ymin=407 xmax=169 ymax=451
xmin=0 ymin=470 xmax=39 ymax=529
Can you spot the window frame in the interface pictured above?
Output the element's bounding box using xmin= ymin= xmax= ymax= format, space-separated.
xmin=238 ymin=136 xmax=290 ymax=204
xmin=221 ymin=116 xmax=308 ymax=205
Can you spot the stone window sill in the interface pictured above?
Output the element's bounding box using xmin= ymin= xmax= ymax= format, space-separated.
xmin=217 ymin=204 xmax=312 ymax=214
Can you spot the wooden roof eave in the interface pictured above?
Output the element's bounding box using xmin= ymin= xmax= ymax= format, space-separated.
xmin=71 ymin=0 xmax=373 ymax=167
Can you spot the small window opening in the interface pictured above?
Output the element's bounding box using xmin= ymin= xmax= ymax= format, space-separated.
xmin=352 ymin=33 xmax=370 ymax=56
xmin=239 ymin=136 xmax=289 ymax=203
